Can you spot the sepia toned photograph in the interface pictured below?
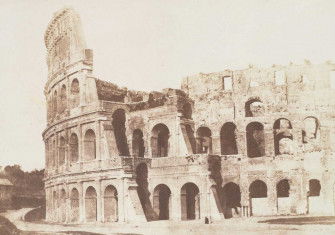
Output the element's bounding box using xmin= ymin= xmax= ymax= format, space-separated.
xmin=1 ymin=0 xmax=335 ymax=234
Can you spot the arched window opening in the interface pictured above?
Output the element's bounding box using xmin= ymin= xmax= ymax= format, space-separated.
xmin=60 ymin=85 xmax=67 ymax=113
xmin=274 ymin=119 xmax=293 ymax=155
xmin=151 ymin=124 xmax=170 ymax=158
xmin=184 ymin=124 xmax=196 ymax=154
xmin=181 ymin=183 xmax=200 ymax=220
xmin=104 ymin=185 xmax=118 ymax=222
xmin=153 ymin=184 xmax=171 ymax=220
xmin=246 ymin=122 xmax=265 ymax=158
xmin=302 ymin=117 xmax=319 ymax=144
xmin=70 ymin=188 xmax=79 ymax=222
xmin=220 ymin=122 xmax=238 ymax=155
xmin=53 ymin=90 xmax=58 ymax=116
xmin=245 ymin=99 xmax=264 ymax=117
xmin=52 ymin=140 xmax=56 ymax=167
xmin=309 ymin=179 xmax=321 ymax=197
xmin=112 ymin=109 xmax=129 ymax=156
xmin=132 ymin=129 xmax=144 ymax=158
xmin=249 ymin=180 xmax=267 ymax=198
xmin=84 ymin=129 xmax=96 ymax=161
xmin=222 ymin=182 xmax=241 ymax=219
xmin=277 ymin=179 xmax=290 ymax=198
xmin=70 ymin=79 xmax=80 ymax=108
xmin=85 ymin=186 xmax=97 ymax=222
xmin=196 ymin=127 xmax=212 ymax=154
xmin=60 ymin=189 xmax=66 ymax=222
xmin=69 ymin=133 xmax=79 ymax=163
xmin=52 ymin=191 xmax=58 ymax=221
xmin=59 ymin=137 xmax=66 ymax=166
xmin=182 ymin=102 xmax=192 ymax=119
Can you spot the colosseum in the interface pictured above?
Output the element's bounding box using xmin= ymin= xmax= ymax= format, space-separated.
xmin=43 ymin=8 xmax=335 ymax=224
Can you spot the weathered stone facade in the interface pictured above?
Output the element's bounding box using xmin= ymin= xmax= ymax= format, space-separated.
xmin=43 ymin=8 xmax=335 ymax=223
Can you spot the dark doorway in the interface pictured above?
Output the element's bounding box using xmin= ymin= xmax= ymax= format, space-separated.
xmin=181 ymin=183 xmax=200 ymax=220
xmin=220 ymin=122 xmax=238 ymax=155
xmin=153 ymin=184 xmax=171 ymax=220
xmin=246 ymin=122 xmax=265 ymax=158
xmin=222 ymin=182 xmax=241 ymax=218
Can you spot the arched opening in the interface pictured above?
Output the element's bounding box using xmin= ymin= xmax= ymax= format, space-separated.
xmin=276 ymin=179 xmax=291 ymax=214
xmin=153 ymin=184 xmax=171 ymax=220
xmin=84 ymin=129 xmax=96 ymax=161
xmin=53 ymin=90 xmax=58 ymax=116
xmin=60 ymin=85 xmax=67 ymax=113
xmin=59 ymin=136 xmax=66 ymax=166
xmin=60 ymin=189 xmax=66 ymax=222
xmin=302 ymin=117 xmax=319 ymax=144
xmin=196 ymin=127 xmax=212 ymax=154
xmin=309 ymin=179 xmax=321 ymax=197
xmin=220 ymin=122 xmax=238 ymax=155
xmin=70 ymin=79 xmax=80 ymax=108
xmin=52 ymin=140 xmax=56 ymax=167
xmin=249 ymin=180 xmax=268 ymax=216
xmin=245 ymin=99 xmax=264 ymax=117
xmin=308 ymin=179 xmax=321 ymax=214
xmin=246 ymin=122 xmax=265 ymax=158
xmin=85 ymin=186 xmax=97 ymax=222
xmin=273 ymin=119 xmax=293 ymax=155
xmin=69 ymin=133 xmax=79 ymax=163
xmin=112 ymin=109 xmax=130 ymax=156
xmin=184 ymin=124 xmax=196 ymax=154
xmin=222 ymin=182 xmax=241 ymax=218
xmin=70 ymin=188 xmax=79 ymax=222
xmin=151 ymin=124 xmax=169 ymax=158
xmin=104 ymin=185 xmax=118 ymax=222
xmin=136 ymin=163 xmax=155 ymax=221
xmin=182 ymin=102 xmax=192 ymax=119
xmin=53 ymin=191 xmax=58 ymax=221
xmin=181 ymin=183 xmax=200 ymax=220
xmin=132 ymin=129 xmax=144 ymax=158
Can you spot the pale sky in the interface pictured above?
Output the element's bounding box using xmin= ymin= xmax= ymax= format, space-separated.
xmin=1 ymin=0 xmax=335 ymax=171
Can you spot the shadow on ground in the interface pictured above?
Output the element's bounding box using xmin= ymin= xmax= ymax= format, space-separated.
xmin=259 ymin=216 xmax=335 ymax=225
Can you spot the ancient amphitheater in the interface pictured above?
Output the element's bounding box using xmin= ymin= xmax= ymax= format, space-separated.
xmin=43 ymin=8 xmax=335 ymax=223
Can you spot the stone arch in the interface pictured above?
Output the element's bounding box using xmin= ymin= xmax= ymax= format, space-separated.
xmin=245 ymin=98 xmax=264 ymax=117
xmin=84 ymin=129 xmax=96 ymax=161
xmin=246 ymin=122 xmax=265 ymax=158
xmin=273 ymin=118 xmax=293 ymax=155
xmin=277 ymin=179 xmax=290 ymax=198
xmin=112 ymin=109 xmax=130 ymax=156
xmin=309 ymin=179 xmax=321 ymax=197
xmin=220 ymin=122 xmax=238 ymax=155
xmin=181 ymin=182 xmax=200 ymax=220
xmin=222 ymin=182 xmax=241 ymax=218
xmin=249 ymin=180 xmax=268 ymax=216
xmin=53 ymin=90 xmax=58 ymax=116
xmin=196 ymin=126 xmax=212 ymax=154
xmin=70 ymin=78 xmax=80 ymax=108
xmin=60 ymin=189 xmax=66 ymax=222
xmin=69 ymin=133 xmax=79 ymax=163
xmin=85 ymin=186 xmax=97 ymax=222
xmin=104 ymin=185 xmax=118 ymax=222
xmin=70 ymin=188 xmax=79 ymax=222
xmin=132 ymin=129 xmax=144 ymax=158
xmin=151 ymin=124 xmax=170 ymax=158
xmin=60 ymin=84 xmax=67 ymax=113
xmin=153 ymin=184 xmax=171 ymax=220
xmin=302 ymin=116 xmax=320 ymax=143
xmin=59 ymin=136 xmax=66 ymax=166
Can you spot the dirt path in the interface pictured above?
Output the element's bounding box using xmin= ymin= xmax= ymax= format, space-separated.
xmin=2 ymin=209 xmax=335 ymax=235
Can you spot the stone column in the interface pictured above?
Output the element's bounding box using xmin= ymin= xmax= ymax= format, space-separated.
xmin=267 ymin=177 xmax=277 ymax=215
xmin=96 ymin=180 xmax=102 ymax=223
xmin=264 ymin=129 xmax=274 ymax=157
xmin=170 ymin=191 xmax=181 ymax=221
xmin=65 ymin=185 xmax=71 ymax=223
xmin=79 ymin=182 xmax=85 ymax=222
xmin=212 ymin=135 xmax=221 ymax=155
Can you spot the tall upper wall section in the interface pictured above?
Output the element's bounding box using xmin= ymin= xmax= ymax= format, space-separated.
xmin=44 ymin=8 xmax=92 ymax=79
